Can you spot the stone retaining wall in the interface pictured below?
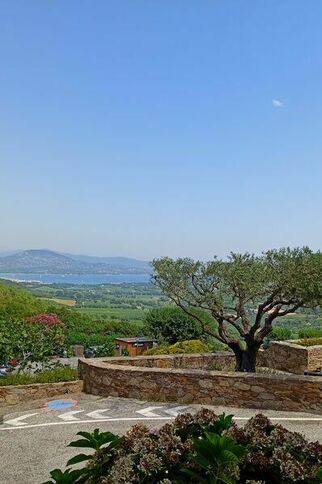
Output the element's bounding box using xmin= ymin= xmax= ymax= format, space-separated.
xmin=112 ymin=352 xmax=234 ymax=369
xmin=79 ymin=356 xmax=322 ymax=414
xmin=308 ymin=345 xmax=322 ymax=371
xmin=0 ymin=380 xmax=83 ymax=407
xmin=258 ymin=341 xmax=322 ymax=374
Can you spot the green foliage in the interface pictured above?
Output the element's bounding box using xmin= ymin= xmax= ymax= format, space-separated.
xmin=298 ymin=327 xmax=322 ymax=339
xmin=64 ymin=316 xmax=145 ymax=346
xmin=182 ymin=432 xmax=245 ymax=483
xmin=0 ymin=318 xmax=66 ymax=369
xmin=0 ymin=367 xmax=78 ymax=386
xmin=270 ymin=326 xmax=293 ymax=341
xmin=207 ymin=340 xmax=229 ymax=352
xmin=169 ymin=339 xmax=209 ymax=353
xmin=43 ymin=468 xmax=85 ymax=484
xmin=67 ymin=332 xmax=106 ymax=347
xmin=68 ymin=429 xmax=120 ymax=452
xmin=46 ymin=410 xmax=322 ymax=483
xmin=77 ymin=306 xmax=146 ymax=322
xmin=316 ymin=468 xmax=322 ymax=481
xmin=144 ymin=339 xmax=209 ymax=355
xmin=175 ymin=412 xmax=234 ymax=441
xmin=228 ymin=413 xmax=322 ymax=482
xmin=0 ymin=283 xmax=45 ymax=321
xmin=44 ymin=430 xmax=121 ymax=484
xmin=0 ymin=282 xmax=150 ymax=365
xmin=152 ymin=248 xmax=322 ymax=371
xmin=28 ymin=281 xmax=164 ymax=312
xmin=145 ymin=306 xmax=203 ymax=344
xmin=292 ymin=337 xmax=322 ymax=347
xmin=92 ymin=337 xmax=115 ymax=357
xmin=143 ymin=344 xmax=168 ymax=355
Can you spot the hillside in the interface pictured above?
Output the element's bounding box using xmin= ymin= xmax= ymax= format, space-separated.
xmin=0 ymin=249 xmax=150 ymax=274
xmin=0 ymin=282 xmax=45 ymax=320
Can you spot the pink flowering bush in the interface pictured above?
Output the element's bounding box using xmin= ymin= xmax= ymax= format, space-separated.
xmin=26 ymin=313 xmax=62 ymax=327
xmin=46 ymin=410 xmax=322 ymax=484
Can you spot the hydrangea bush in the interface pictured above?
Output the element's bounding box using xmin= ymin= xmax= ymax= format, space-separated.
xmin=45 ymin=410 xmax=322 ymax=484
xmin=227 ymin=414 xmax=322 ymax=483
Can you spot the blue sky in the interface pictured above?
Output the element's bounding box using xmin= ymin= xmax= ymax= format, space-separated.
xmin=1 ymin=1 xmax=322 ymax=260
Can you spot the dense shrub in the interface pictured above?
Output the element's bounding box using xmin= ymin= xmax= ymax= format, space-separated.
xmin=91 ymin=337 xmax=115 ymax=357
xmin=0 ymin=317 xmax=66 ymax=369
xmin=46 ymin=410 xmax=322 ymax=483
xmin=66 ymin=318 xmax=145 ymax=346
xmin=144 ymin=339 xmax=209 ymax=355
xmin=168 ymin=339 xmax=209 ymax=354
xmin=144 ymin=306 xmax=203 ymax=344
xmin=67 ymin=331 xmax=106 ymax=346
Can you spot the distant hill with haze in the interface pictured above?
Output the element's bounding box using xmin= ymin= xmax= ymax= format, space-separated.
xmin=0 ymin=249 xmax=150 ymax=274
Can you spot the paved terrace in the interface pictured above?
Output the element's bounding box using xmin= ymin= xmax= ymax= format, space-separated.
xmin=1 ymin=392 xmax=322 ymax=484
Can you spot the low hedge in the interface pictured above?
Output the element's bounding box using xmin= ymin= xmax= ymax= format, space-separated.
xmin=0 ymin=367 xmax=78 ymax=386
xmin=144 ymin=339 xmax=209 ymax=355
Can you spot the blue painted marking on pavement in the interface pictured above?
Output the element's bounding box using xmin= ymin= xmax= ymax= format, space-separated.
xmin=45 ymin=399 xmax=77 ymax=411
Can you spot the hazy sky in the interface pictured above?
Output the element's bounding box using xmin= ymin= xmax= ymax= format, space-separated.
xmin=1 ymin=1 xmax=322 ymax=260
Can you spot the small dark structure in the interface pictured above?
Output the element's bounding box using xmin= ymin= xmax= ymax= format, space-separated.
xmin=114 ymin=337 xmax=157 ymax=357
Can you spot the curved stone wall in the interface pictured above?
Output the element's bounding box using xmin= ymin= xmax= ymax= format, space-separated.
xmin=79 ymin=354 xmax=322 ymax=414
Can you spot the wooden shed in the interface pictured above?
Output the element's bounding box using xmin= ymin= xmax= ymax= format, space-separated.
xmin=114 ymin=337 xmax=157 ymax=357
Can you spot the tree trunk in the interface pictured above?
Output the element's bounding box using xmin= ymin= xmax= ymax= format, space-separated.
xmin=229 ymin=342 xmax=258 ymax=372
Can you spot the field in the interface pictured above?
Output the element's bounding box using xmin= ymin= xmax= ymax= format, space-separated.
xmin=271 ymin=311 xmax=322 ymax=332
xmin=6 ymin=279 xmax=322 ymax=348
xmin=39 ymin=297 xmax=76 ymax=307
xmin=77 ymin=306 xmax=147 ymax=322
xmin=23 ymin=282 xmax=164 ymax=308
xmin=20 ymin=281 xmax=166 ymax=329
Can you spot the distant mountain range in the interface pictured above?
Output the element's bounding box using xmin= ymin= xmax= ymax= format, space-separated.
xmin=0 ymin=250 xmax=151 ymax=274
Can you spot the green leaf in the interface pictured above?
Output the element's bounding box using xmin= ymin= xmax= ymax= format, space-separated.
xmin=316 ymin=467 xmax=322 ymax=482
xmin=67 ymin=454 xmax=91 ymax=466
xmin=43 ymin=468 xmax=85 ymax=484
xmin=76 ymin=431 xmax=94 ymax=440
xmin=68 ymin=439 xmax=97 ymax=449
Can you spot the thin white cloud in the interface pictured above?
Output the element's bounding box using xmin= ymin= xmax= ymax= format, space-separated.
xmin=272 ymin=99 xmax=284 ymax=108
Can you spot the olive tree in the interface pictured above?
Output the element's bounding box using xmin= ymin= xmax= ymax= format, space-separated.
xmin=152 ymin=247 xmax=322 ymax=372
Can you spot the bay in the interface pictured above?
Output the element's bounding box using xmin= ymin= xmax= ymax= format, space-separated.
xmin=0 ymin=273 xmax=151 ymax=285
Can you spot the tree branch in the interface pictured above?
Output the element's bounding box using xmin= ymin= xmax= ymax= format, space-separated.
xmin=167 ymin=294 xmax=225 ymax=343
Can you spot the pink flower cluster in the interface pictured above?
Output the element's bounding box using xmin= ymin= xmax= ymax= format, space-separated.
xmin=26 ymin=313 xmax=63 ymax=327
